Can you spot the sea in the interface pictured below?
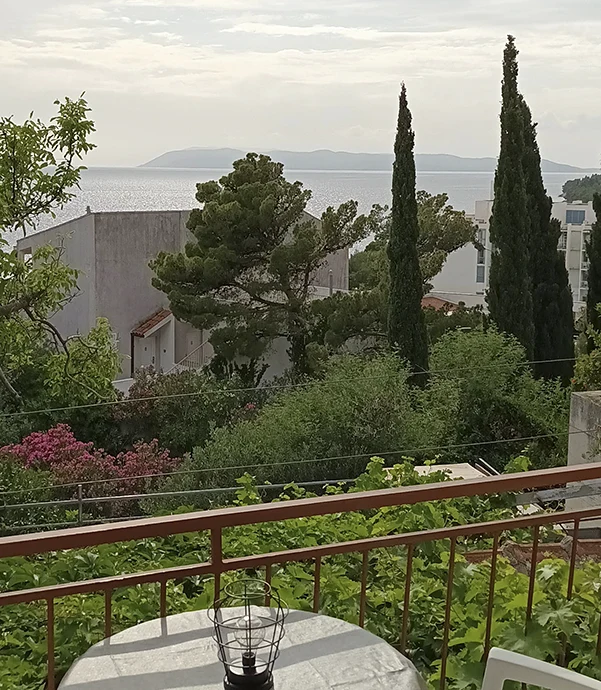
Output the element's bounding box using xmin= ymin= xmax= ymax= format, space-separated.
xmin=37 ymin=167 xmax=582 ymax=233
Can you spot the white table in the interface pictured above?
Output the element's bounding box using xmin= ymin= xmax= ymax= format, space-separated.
xmin=59 ymin=609 xmax=428 ymax=690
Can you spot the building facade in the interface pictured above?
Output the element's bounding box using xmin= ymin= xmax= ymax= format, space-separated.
xmin=429 ymin=199 xmax=595 ymax=312
xmin=16 ymin=210 xmax=349 ymax=386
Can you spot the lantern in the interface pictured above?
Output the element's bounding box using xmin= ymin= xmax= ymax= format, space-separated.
xmin=210 ymin=578 xmax=287 ymax=690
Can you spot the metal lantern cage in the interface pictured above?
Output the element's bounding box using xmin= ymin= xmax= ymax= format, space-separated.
xmin=209 ymin=579 xmax=288 ymax=690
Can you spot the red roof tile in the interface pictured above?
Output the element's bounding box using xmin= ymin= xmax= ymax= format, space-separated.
xmin=421 ymin=296 xmax=459 ymax=312
xmin=131 ymin=309 xmax=172 ymax=337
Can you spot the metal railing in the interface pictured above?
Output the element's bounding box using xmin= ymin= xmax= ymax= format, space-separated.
xmin=166 ymin=338 xmax=212 ymax=373
xmin=3 ymin=462 xmax=601 ymax=690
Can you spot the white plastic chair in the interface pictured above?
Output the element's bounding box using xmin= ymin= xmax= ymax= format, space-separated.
xmin=482 ymin=648 xmax=601 ymax=690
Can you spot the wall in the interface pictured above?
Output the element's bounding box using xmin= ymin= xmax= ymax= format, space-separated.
xmin=566 ymin=391 xmax=601 ymax=535
xmin=94 ymin=210 xmax=189 ymax=377
xmin=16 ymin=214 xmax=96 ymax=336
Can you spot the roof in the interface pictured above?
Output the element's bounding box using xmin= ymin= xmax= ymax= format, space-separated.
xmin=385 ymin=463 xmax=489 ymax=483
xmin=132 ymin=309 xmax=172 ymax=337
xmin=421 ymin=295 xmax=459 ymax=312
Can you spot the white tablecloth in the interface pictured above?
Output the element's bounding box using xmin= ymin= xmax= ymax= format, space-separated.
xmin=59 ymin=609 xmax=428 ymax=690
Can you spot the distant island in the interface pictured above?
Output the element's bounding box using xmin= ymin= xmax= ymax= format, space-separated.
xmin=140 ymin=148 xmax=589 ymax=174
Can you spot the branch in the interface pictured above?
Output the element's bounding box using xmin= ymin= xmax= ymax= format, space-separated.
xmin=24 ymin=308 xmax=114 ymax=401
xmin=0 ymin=295 xmax=32 ymax=318
xmin=0 ymin=364 xmax=22 ymax=406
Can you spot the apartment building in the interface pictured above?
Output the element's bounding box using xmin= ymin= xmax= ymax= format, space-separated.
xmin=430 ymin=199 xmax=595 ymax=312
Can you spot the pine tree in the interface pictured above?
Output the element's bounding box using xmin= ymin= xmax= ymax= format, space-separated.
xmin=387 ymin=83 xmax=429 ymax=377
xmin=521 ymin=99 xmax=574 ymax=381
xmin=586 ymin=194 xmax=601 ymax=337
xmin=487 ymin=36 xmax=534 ymax=359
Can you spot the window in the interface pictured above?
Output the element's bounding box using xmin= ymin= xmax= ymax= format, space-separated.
xmin=476 ymin=265 xmax=485 ymax=283
xmin=581 ymin=269 xmax=589 ymax=288
xmin=477 ymin=248 xmax=485 ymax=265
xmin=566 ymin=209 xmax=586 ymax=225
xmin=558 ymin=232 xmax=567 ymax=250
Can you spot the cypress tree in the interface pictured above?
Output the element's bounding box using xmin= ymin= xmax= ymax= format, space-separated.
xmin=586 ymin=193 xmax=601 ymax=337
xmin=387 ymin=83 xmax=429 ymax=376
xmin=521 ymin=99 xmax=574 ymax=381
xmin=487 ymin=36 xmax=534 ymax=359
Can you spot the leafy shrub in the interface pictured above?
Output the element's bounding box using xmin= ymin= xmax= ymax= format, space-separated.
xmin=0 ymin=456 xmax=59 ymax=533
xmin=1 ymin=425 xmax=182 ymax=518
xmin=430 ymin=328 xmax=570 ymax=469
xmin=153 ymin=355 xmax=460 ymax=505
xmin=113 ymin=368 xmax=254 ymax=456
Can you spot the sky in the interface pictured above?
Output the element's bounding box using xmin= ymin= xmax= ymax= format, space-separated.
xmin=2 ymin=0 xmax=601 ymax=168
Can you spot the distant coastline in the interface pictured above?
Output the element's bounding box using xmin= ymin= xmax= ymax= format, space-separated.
xmin=140 ymin=148 xmax=593 ymax=174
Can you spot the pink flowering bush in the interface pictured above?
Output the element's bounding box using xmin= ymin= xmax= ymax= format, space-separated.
xmin=2 ymin=425 xmax=182 ymax=516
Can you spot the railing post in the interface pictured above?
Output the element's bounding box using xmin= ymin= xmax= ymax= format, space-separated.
xmin=47 ymin=598 xmax=55 ymax=690
xmin=77 ymin=484 xmax=83 ymax=526
xmin=211 ymin=527 xmax=223 ymax=600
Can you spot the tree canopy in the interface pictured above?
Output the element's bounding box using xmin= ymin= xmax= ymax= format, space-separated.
xmin=350 ymin=192 xmax=477 ymax=293
xmin=152 ymin=153 xmax=377 ymax=377
xmin=562 ymin=175 xmax=601 ymax=204
xmin=487 ymin=36 xmax=534 ymax=358
xmin=0 ymin=96 xmax=119 ymax=414
xmin=387 ymin=84 xmax=429 ymax=376
xmin=0 ymin=95 xmax=95 ymax=236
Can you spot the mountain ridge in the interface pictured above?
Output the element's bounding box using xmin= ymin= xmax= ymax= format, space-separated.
xmin=140 ymin=148 xmax=591 ymax=173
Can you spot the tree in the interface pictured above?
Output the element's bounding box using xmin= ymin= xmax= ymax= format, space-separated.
xmin=0 ymin=95 xmax=95 ymax=235
xmin=562 ymin=175 xmax=601 ymax=204
xmin=586 ymin=194 xmax=601 ymax=338
xmin=487 ymin=36 xmax=534 ymax=359
xmin=151 ymin=153 xmax=376 ymax=377
xmin=387 ymin=84 xmax=429 ymax=375
xmin=521 ymin=99 xmax=574 ymax=381
xmin=350 ymin=192 xmax=477 ymax=293
xmin=0 ymin=97 xmax=120 ymax=411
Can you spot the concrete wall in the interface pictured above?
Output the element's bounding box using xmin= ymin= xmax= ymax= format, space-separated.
xmin=567 ymin=392 xmax=601 ymax=534
xmin=314 ymin=248 xmax=349 ymax=291
xmin=16 ymin=214 xmax=96 ymax=336
xmin=93 ymin=210 xmax=189 ymax=376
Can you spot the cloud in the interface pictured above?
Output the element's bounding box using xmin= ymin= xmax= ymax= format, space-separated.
xmin=120 ymin=17 xmax=170 ymax=25
xmin=222 ymin=22 xmax=404 ymax=41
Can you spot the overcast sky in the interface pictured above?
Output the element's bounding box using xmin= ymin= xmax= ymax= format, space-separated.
xmin=3 ymin=0 xmax=601 ymax=168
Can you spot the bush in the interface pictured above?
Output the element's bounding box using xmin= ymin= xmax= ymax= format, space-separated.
xmin=152 ymin=355 xmax=460 ymax=507
xmin=0 ymin=457 xmax=59 ymax=533
xmin=2 ymin=425 xmax=182 ymax=519
xmin=113 ymin=368 xmax=254 ymax=456
xmin=429 ymin=328 xmax=570 ymax=469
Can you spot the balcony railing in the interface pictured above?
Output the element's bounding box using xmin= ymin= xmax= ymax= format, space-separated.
xmin=3 ymin=463 xmax=601 ymax=689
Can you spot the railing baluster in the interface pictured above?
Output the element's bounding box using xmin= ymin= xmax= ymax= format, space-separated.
xmin=104 ymin=589 xmax=112 ymax=638
xmin=484 ymin=533 xmax=500 ymax=660
xmin=313 ymin=557 xmax=321 ymax=613
xmin=567 ymin=519 xmax=580 ymax=601
xmin=560 ymin=519 xmax=581 ymax=666
xmin=439 ymin=538 xmax=456 ymax=690
xmin=359 ymin=551 xmax=369 ymax=628
xmin=47 ymin=598 xmax=55 ymax=690
xmin=264 ymin=564 xmax=272 ymax=606
xmin=160 ymin=580 xmax=167 ymax=618
xmin=400 ymin=543 xmax=414 ymax=654
xmin=525 ymin=525 xmax=540 ymax=633
xmin=211 ymin=527 xmax=223 ymax=599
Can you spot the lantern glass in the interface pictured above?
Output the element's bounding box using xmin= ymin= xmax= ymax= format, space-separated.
xmin=209 ymin=579 xmax=287 ymax=690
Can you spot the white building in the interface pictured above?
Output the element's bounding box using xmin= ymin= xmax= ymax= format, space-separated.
xmin=430 ymin=199 xmax=595 ymax=312
xmin=16 ymin=210 xmax=349 ymax=389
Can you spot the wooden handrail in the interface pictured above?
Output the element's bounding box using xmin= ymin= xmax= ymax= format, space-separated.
xmin=2 ymin=462 xmax=601 ymax=559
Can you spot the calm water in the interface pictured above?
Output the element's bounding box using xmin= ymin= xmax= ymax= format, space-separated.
xmin=39 ymin=167 xmax=580 ymax=232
